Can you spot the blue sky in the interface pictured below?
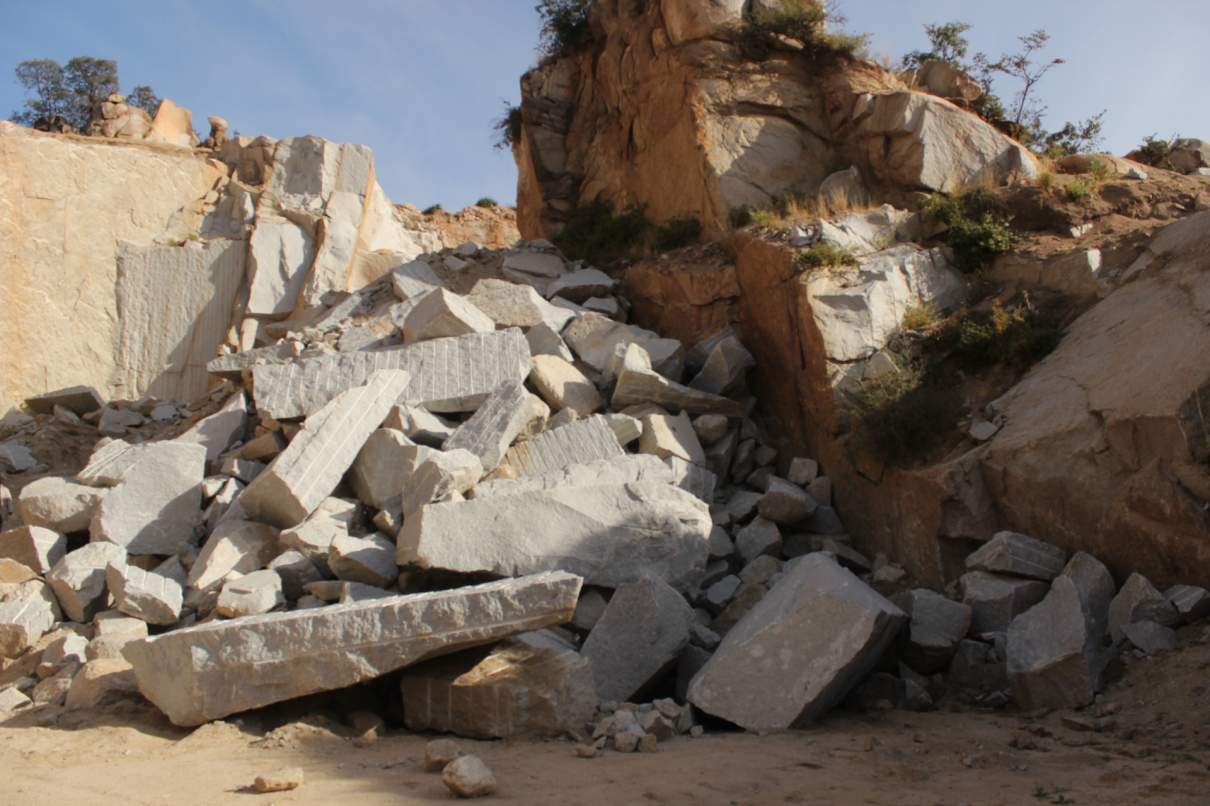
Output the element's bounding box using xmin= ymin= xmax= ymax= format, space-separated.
xmin=3 ymin=1 xmax=1207 ymax=210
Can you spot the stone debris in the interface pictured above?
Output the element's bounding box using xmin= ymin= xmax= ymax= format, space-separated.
xmin=1108 ymin=572 xmax=1180 ymax=642
xmin=106 ymin=562 xmax=183 ymax=626
xmin=403 ymin=288 xmax=496 ymax=343
xmin=329 ymin=533 xmax=398 ymax=588
xmin=187 ymin=518 xmax=280 ymax=594
xmin=1121 ymin=621 xmax=1177 ymax=654
xmin=467 ymin=278 xmax=574 ymax=330
xmin=399 ymin=482 xmax=710 ymax=591
xmin=689 ymin=554 xmax=905 ymax=731
xmin=757 ymin=477 xmax=816 ymax=525
xmin=240 ymin=370 xmax=412 ymax=527
xmin=391 ymin=259 xmax=446 ymax=301
xmin=1165 ymin=584 xmax=1210 ymax=624
xmin=613 ymin=366 xmax=744 ymax=416
xmin=348 ymin=428 xmax=419 ymax=510
xmin=401 ymin=630 xmax=598 ymax=739
xmin=965 ymin=531 xmax=1068 ymax=581
xmin=582 ymin=577 xmax=694 ymax=703
xmin=89 ymin=440 xmax=206 ymax=555
xmin=501 ymin=415 xmax=624 ymax=477
xmin=893 ymin=589 xmax=972 ymax=674
xmin=639 ymin=412 xmax=705 ymax=465
xmin=0 ymin=526 xmax=66 ymax=574
xmin=253 ymin=768 xmax=305 ymax=794
xmin=424 ymin=738 xmax=464 ymax=771
xmin=960 ymin=571 xmax=1049 ymax=634
xmin=16 ymin=476 xmax=106 ymax=534
xmin=0 ymin=580 xmax=61 ymax=657
xmin=529 ymin=354 xmax=604 ymax=417
xmin=443 ymin=382 xmax=542 ymax=473
xmin=564 ymin=314 xmax=682 ymax=379
xmin=384 ymin=404 xmax=455 ymax=447
xmin=123 ymin=572 xmax=582 ymax=725
xmin=688 ymin=334 xmax=754 ymax=395
xmin=46 ymin=543 xmax=128 ymax=623
xmin=24 ymin=385 xmax=105 ymax=416
xmin=250 ymin=329 xmax=530 ymax=419
xmin=1006 ymin=575 xmax=1104 ymax=710
xmin=0 ymin=443 xmax=36 ymax=474
xmin=442 ymin=755 xmax=497 ymax=799
xmin=216 ymin=570 xmax=285 ymax=618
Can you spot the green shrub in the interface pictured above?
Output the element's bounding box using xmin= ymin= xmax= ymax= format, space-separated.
xmin=422 ymin=204 xmax=443 ymax=215
xmin=553 ymin=200 xmax=650 ymax=262
xmin=748 ymin=208 xmax=779 ymax=228
xmin=924 ymin=194 xmax=1019 ymax=273
xmin=850 ymin=361 xmax=964 ymax=466
xmin=1087 ymin=158 xmax=1112 ymax=184
xmin=492 ymin=103 xmax=523 ymax=151
xmin=1131 ymin=134 xmax=1179 ymax=169
xmin=797 ymin=242 xmax=860 ymax=270
xmin=1065 ymin=179 xmax=1092 ymax=203
xmin=729 ymin=206 xmax=755 ymax=229
xmin=902 ymin=305 xmax=939 ymax=332
xmin=536 ymin=0 xmax=592 ymax=60
xmin=938 ymin=302 xmax=1063 ymax=369
xmin=654 ymin=217 xmax=702 ymax=251
xmin=739 ymin=0 xmax=868 ymax=59
xmin=476 ymin=197 xmax=499 ymax=208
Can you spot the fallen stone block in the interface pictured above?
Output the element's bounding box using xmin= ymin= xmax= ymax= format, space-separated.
xmin=1121 ymin=621 xmax=1177 ymax=654
xmin=692 ymin=414 xmax=730 ymax=445
xmin=529 ymin=354 xmax=603 ymax=418
xmin=253 ymin=768 xmax=305 ymax=794
xmin=960 ymin=571 xmax=1049 ymax=634
xmin=965 ymin=531 xmax=1067 ymax=581
xmin=1108 ymin=573 xmax=1179 ymax=642
xmin=0 ymin=686 xmax=31 ymax=711
xmin=216 ymin=570 xmax=285 ymax=618
xmin=564 ymin=313 xmax=683 ymax=379
xmin=16 ymin=477 xmax=105 ymax=534
xmin=187 ymin=519 xmax=280 ymax=593
xmin=329 ymin=534 xmax=398 ymax=588
xmin=401 ymin=629 xmax=598 ymax=739
xmin=124 ymin=571 xmax=582 ymax=726
xmin=1007 ymin=575 xmax=1106 ymax=711
xmin=735 ymin=517 xmax=782 ymax=563
xmin=582 ymin=576 xmax=693 ymax=703
xmin=0 ymin=580 xmax=61 ymax=658
xmin=76 ymin=439 xmax=141 ymax=487
xmin=604 ymin=413 xmax=642 ymax=446
xmin=665 ymin=457 xmax=717 ymax=503
xmin=178 ymin=391 xmax=249 ymax=465
xmin=443 ymin=382 xmax=540 ymax=474
xmin=251 ymin=329 xmax=530 ymax=419
xmin=241 ymin=370 xmax=412 ymax=528
xmin=390 ymin=259 xmax=446 ymax=301
xmin=399 ymin=482 xmax=710 ymax=591
xmin=893 ymin=589 xmax=972 ymax=674
xmin=24 ymin=385 xmax=104 ymax=416
xmin=525 ymin=322 xmax=576 ymax=363
xmin=0 ymin=443 xmax=36 ymax=474
xmin=403 ymin=288 xmax=496 ymax=343
xmin=467 ymin=278 xmax=574 ymax=331
xmin=46 ymin=543 xmax=127 ymax=623
xmin=639 ymin=411 xmax=704 ymax=465
xmin=612 ymin=368 xmax=744 ymax=416
xmin=90 ymin=440 xmax=206 ymax=555
xmin=442 ymin=755 xmax=497 ymax=799
xmin=473 ymin=455 xmax=674 ymax=499
xmin=106 ymin=562 xmax=183 ymax=626
xmin=349 ymin=428 xmax=420 ymax=511
xmin=545 ymin=268 xmax=615 ymax=303
xmin=688 ymin=553 xmax=905 ymax=731
xmin=400 ymin=450 xmax=483 ymax=515
xmin=688 ymin=334 xmax=754 ymax=395
xmin=757 ymin=477 xmax=816 ymax=525
xmin=383 ymin=405 xmax=455 ymax=447
xmin=501 ymin=415 xmax=624 ymax=478
xmin=0 ymin=526 xmax=66 ymax=574
xmin=1165 ymin=584 xmax=1210 ymax=624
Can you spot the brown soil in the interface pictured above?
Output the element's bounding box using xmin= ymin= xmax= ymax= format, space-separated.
xmin=3 ymin=631 xmax=1207 ymax=806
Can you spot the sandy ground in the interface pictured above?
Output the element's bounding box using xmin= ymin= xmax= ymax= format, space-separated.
xmin=2 ymin=634 xmax=1208 ymax=806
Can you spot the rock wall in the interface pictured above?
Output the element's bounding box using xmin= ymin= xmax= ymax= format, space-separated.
xmin=0 ymin=123 xmax=225 ymax=413
xmin=0 ymin=123 xmax=440 ymax=414
xmin=515 ymin=0 xmax=1036 ymax=239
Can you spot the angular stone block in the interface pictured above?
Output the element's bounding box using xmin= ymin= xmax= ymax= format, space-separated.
xmin=1108 ymin=573 xmax=1179 ymax=642
xmin=251 ymin=329 xmax=530 ymax=419
xmin=383 ymin=405 xmax=455 ymax=447
xmin=106 ymin=562 xmax=183 ymax=626
xmin=467 ymin=278 xmax=574 ymax=331
xmin=241 ymin=370 xmax=411 ymax=528
xmin=390 ymin=259 xmax=446 ymax=301
xmin=90 ymin=440 xmax=206 ymax=554
xmin=501 ymin=416 xmax=624 ymax=478
xmin=758 ymin=477 xmax=816 ymax=525
xmin=474 ymin=455 xmax=674 ymax=499
xmin=178 ymin=391 xmax=248 ymax=464
xmin=0 ymin=580 xmax=61 ymax=658
xmin=638 ymin=411 xmax=704 ymax=465
xmin=401 ymin=630 xmax=598 ymax=739
xmin=443 ymin=382 xmax=539 ymax=474
xmin=329 ymin=534 xmax=398 ymax=588
xmin=893 ymin=588 xmax=972 ymax=674
xmin=581 ymin=577 xmax=694 ymax=703
xmin=46 ymin=543 xmax=128 ymax=623
xmin=525 ymin=323 xmax=575 ymax=363
xmin=24 ymin=385 xmax=104 ymax=416
xmin=403 ymin=288 xmax=496 ymax=343
xmin=1007 ymin=575 xmax=1105 ymax=710
xmin=688 ymin=334 xmax=754 ymax=395
xmin=246 ymin=213 xmax=316 ymax=317
xmin=17 ymin=476 xmax=106 ymax=533
xmin=612 ymin=368 xmax=744 ymax=416
xmin=187 ymin=519 xmax=280 ymax=593
xmin=216 ymin=570 xmax=285 ymax=618
xmin=399 ymin=482 xmax=711 ymax=591
xmin=400 ymin=450 xmax=483 ymax=516
xmin=124 ymin=571 xmax=582 ymax=726
xmin=965 ymin=531 xmax=1067 ymax=581
xmin=348 ymin=428 xmax=419 ymax=511
xmin=1165 ymin=584 xmax=1210 ymax=624
xmin=689 ymin=553 xmax=905 ymax=730
xmin=529 ymin=354 xmax=603 ymax=418
xmin=0 ymin=526 xmax=66 ymax=574
xmin=960 ymin=571 xmax=1049 ymax=634
xmin=564 ymin=313 xmax=683 ymax=378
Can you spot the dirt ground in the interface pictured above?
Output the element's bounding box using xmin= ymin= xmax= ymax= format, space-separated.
xmin=2 ymin=632 xmax=1207 ymax=806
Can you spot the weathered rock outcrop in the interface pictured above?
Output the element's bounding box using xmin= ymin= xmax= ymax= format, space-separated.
xmin=514 ymin=0 xmax=1036 ymax=238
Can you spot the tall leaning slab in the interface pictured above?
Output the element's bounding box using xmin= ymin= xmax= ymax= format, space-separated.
xmin=240 ymin=370 xmax=411 ymax=528
xmin=688 ymin=553 xmax=905 ymax=731
xmin=250 ymin=329 xmax=531 ymax=419
xmin=123 ymin=571 xmax=582 ymax=726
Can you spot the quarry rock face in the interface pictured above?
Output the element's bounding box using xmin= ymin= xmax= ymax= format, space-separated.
xmin=123 ymin=572 xmax=582 ymax=726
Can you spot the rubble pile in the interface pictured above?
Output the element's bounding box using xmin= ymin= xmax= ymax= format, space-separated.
xmin=2 ymin=223 xmax=1210 ymax=754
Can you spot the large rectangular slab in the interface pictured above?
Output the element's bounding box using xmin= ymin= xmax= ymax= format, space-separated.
xmin=252 ymin=329 xmax=531 ymax=420
xmin=123 ymin=571 xmax=581 ymax=726
xmin=501 ymin=415 xmax=624 ymax=478
xmin=239 ymin=370 xmax=411 ymax=528
xmin=398 ymin=482 xmax=711 ymax=591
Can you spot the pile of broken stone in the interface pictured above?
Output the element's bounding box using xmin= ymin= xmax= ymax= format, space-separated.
xmin=2 ymin=241 xmax=1209 ymax=761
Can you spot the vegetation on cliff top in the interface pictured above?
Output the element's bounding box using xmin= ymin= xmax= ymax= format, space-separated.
xmin=10 ymin=57 xmax=159 ymax=130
